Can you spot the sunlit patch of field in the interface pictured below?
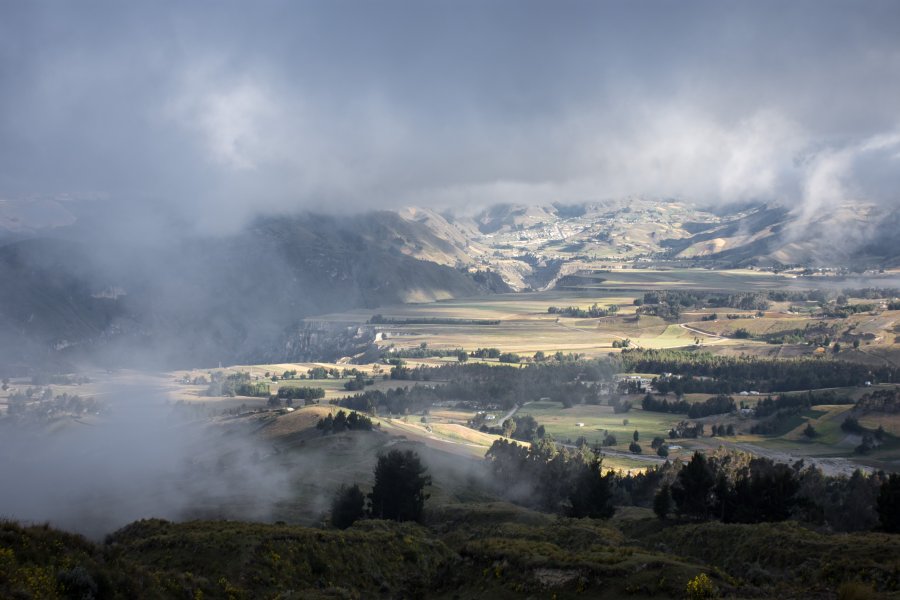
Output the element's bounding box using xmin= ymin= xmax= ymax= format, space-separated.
xmin=858 ymin=412 xmax=900 ymax=437
xmin=518 ymin=402 xmax=685 ymax=452
xmin=260 ymin=404 xmax=335 ymax=438
xmin=253 ymin=402 xmax=513 ymax=461
xmin=688 ymin=316 xmax=824 ymax=337
xmin=375 ymin=417 xmax=514 ymax=459
xmin=599 ymin=455 xmax=657 ymax=474
xmin=429 ymin=408 xmax=479 ymax=423
xmin=780 ymin=405 xmax=854 ymax=444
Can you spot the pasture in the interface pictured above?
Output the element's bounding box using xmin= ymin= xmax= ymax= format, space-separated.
xmin=517 ymin=401 xmax=687 ymax=456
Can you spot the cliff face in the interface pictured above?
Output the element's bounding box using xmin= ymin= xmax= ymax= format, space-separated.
xmin=272 ymin=322 xmax=377 ymax=364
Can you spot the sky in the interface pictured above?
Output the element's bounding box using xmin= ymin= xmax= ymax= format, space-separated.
xmin=1 ymin=0 xmax=899 ymax=232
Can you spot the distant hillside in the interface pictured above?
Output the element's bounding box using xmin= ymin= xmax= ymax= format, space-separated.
xmin=391 ymin=200 xmax=900 ymax=291
xmin=663 ymin=202 xmax=900 ymax=268
xmin=0 ymin=213 xmax=509 ymax=370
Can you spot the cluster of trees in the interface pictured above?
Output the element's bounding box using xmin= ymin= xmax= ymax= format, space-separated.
xmin=636 ymin=291 xmax=771 ymax=320
xmin=767 ymin=289 xmax=831 ymax=303
xmin=640 ymin=393 xmax=734 ymax=418
xmin=687 ymin=395 xmax=735 ymax=418
xmin=639 ymin=393 xmax=733 ymax=418
xmin=753 ymin=390 xmax=852 ymax=419
xmin=653 ymin=451 xmax=897 ymax=533
xmin=839 ymin=287 xmax=900 ymax=300
xmin=611 ymin=398 xmax=632 ymax=413
xmin=203 ymin=372 xmax=284 ymax=397
xmin=475 ymin=413 xmax=546 ymax=442
xmin=710 ymin=423 xmax=736 ymax=436
xmin=485 ymin=438 xmax=614 ymax=517
xmin=30 ymin=373 xmax=92 ymax=386
xmin=767 ymin=287 xmax=895 ymax=305
xmin=619 ymin=349 xmax=898 ymax=393
xmin=820 ymin=303 xmax=878 ymax=318
xmin=854 ymin=388 xmax=900 ymax=413
xmin=206 ymin=370 xmax=373 ymax=397
xmin=388 ymin=362 xmax=437 ymax=381
xmin=335 ymin=386 xmax=439 ymax=416
xmin=483 ymin=438 xmax=900 ymax=533
xmin=668 ymin=421 xmax=706 ymax=439
xmin=331 ymin=449 xmax=430 ymax=528
xmin=497 ymin=352 xmax=521 ymax=363
xmin=547 ymin=303 xmax=618 ymax=318
xmin=841 ymin=416 xmax=886 ymax=454
xmin=316 ymin=409 xmax=374 ymax=434
xmin=205 ymin=372 xmax=258 ymax=397
xmin=306 ymin=367 xmax=340 ymax=380
xmin=381 ymin=343 xmax=464 ymax=359
xmin=264 ymin=367 xmax=344 ymax=381
xmin=642 ymin=393 xmax=691 ymax=414
xmin=3 ymin=391 xmax=104 ymax=421
xmin=343 ymin=374 xmax=376 ymax=391
xmin=470 ymin=347 xmax=502 ymax=359
xmin=277 ymin=386 xmax=326 ymax=401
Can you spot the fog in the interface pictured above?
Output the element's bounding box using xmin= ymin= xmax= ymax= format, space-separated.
xmin=1 ymin=1 xmax=899 ymax=236
xmin=0 ymin=382 xmax=307 ymax=537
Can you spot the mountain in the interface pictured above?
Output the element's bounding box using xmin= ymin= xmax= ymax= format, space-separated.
xmin=394 ymin=200 xmax=900 ymax=290
xmin=0 ymin=212 xmax=509 ymax=371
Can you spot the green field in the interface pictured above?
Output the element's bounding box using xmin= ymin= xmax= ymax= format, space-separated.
xmin=518 ymin=401 xmax=685 ymax=453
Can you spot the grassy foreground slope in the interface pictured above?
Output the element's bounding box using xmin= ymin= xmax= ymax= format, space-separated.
xmin=4 ymin=504 xmax=900 ymax=599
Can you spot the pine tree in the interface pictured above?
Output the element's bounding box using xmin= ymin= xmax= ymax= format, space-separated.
xmin=568 ymin=459 xmax=615 ymax=519
xmin=369 ymin=449 xmax=431 ymax=522
xmin=672 ymin=452 xmax=716 ymax=519
xmin=878 ymin=473 xmax=900 ymax=533
xmin=653 ymin=484 xmax=672 ymax=520
xmin=331 ymin=484 xmax=366 ymax=529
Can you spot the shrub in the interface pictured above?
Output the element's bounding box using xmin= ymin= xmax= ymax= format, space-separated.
xmin=837 ymin=581 xmax=876 ymax=600
xmin=685 ymin=573 xmax=716 ymax=599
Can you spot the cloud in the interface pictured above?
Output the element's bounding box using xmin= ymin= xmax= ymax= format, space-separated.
xmin=800 ymin=132 xmax=900 ymax=217
xmin=0 ymin=1 xmax=898 ymax=232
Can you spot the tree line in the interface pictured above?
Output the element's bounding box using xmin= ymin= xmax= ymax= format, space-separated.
xmin=338 ymin=360 xmax=615 ymax=414
xmin=484 ymin=438 xmax=900 ymax=533
xmin=641 ymin=393 xmax=735 ymax=418
xmin=547 ymin=303 xmax=618 ymax=318
xmin=620 ymin=349 xmax=898 ymax=393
